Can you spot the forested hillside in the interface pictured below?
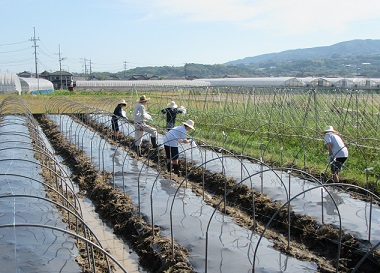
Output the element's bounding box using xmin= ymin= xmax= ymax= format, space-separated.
xmin=83 ymin=40 xmax=380 ymax=79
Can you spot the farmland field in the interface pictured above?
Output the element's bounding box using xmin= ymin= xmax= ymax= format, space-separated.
xmin=1 ymin=87 xmax=379 ymax=273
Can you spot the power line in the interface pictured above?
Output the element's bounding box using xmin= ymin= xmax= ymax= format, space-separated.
xmin=0 ymin=40 xmax=29 ymax=47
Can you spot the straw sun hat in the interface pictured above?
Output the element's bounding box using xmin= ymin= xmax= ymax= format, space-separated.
xmin=118 ymin=99 xmax=127 ymax=105
xmin=321 ymin=125 xmax=338 ymax=134
xmin=183 ymin=120 xmax=195 ymax=130
xmin=137 ymin=95 xmax=150 ymax=102
xmin=167 ymin=101 xmax=178 ymax=108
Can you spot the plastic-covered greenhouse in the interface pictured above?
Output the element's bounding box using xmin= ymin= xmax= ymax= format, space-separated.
xmin=19 ymin=77 xmax=54 ymax=94
xmin=0 ymin=73 xmax=54 ymax=95
xmin=0 ymin=73 xmax=22 ymax=95
xmin=74 ymin=77 xmax=380 ymax=90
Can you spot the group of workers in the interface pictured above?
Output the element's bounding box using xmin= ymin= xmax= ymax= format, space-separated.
xmin=112 ymin=95 xmax=194 ymax=175
xmin=111 ymin=96 xmax=349 ymax=181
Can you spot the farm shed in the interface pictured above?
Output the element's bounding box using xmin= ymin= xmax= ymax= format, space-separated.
xmin=0 ymin=73 xmax=22 ymax=95
xmin=19 ymin=77 xmax=54 ymax=94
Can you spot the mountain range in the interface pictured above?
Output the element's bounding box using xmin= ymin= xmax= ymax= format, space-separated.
xmin=91 ymin=39 xmax=380 ymax=79
xmin=226 ymin=39 xmax=380 ymax=66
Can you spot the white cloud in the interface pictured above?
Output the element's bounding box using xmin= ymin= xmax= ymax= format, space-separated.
xmin=123 ymin=0 xmax=380 ymax=35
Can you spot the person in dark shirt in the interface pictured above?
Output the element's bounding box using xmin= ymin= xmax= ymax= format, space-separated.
xmin=161 ymin=101 xmax=186 ymax=130
xmin=111 ymin=99 xmax=127 ymax=140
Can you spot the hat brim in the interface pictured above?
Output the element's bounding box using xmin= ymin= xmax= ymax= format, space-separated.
xmin=183 ymin=122 xmax=194 ymax=130
xmin=137 ymin=98 xmax=150 ymax=102
xmin=168 ymin=104 xmax=178 ymax=108
xmin=321 ymin=130 xmax=336 ymax=134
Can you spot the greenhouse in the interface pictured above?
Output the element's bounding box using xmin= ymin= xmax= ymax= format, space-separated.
xmin=0 ymin=73 xmax=21 ymax=95
xmin=0 ymin=73 xmax=54 ymax=95
xmin=199 ymin=77 xmax=306 ymax=87
xmin=19 ymin=77 xmax=54 ymax=94
xmin=75 ymin=79 xmax=210 ymax=90
xmin=74 ymin=77 xmax=380 ymax=91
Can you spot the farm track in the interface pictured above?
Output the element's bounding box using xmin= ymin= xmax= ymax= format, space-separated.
xmin=37 ymin=112 xmax=380 ymax=273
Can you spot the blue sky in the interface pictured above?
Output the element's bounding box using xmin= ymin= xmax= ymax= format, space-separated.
xmin=1 ymin=0 xmax=379 ymax=74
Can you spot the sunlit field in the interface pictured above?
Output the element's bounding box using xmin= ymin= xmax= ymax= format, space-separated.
xmin=1 ymin=86 xmax=379 ymax=193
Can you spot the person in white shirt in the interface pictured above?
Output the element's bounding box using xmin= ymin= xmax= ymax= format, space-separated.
xmin=321 ymin=125 xmax=348 ymax=183
xmin=163 ymin=120 xmax=195 ymax=175
xmin=133 ymin=95 xmax=158 ymax=156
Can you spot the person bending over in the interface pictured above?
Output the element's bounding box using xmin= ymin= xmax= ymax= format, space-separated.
xmin=321 ymin=125 xmax=348 ymax=183
xmin=163 ymin=120 xmax=195 ymax=175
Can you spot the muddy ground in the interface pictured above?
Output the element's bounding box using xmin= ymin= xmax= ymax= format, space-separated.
xmin=34 ymin=113 xmax=380 ymax=273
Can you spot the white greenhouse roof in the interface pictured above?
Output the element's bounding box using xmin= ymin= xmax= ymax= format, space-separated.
xmin=19 ymin=78 xmax=54 ymax=94
xmin=197 ymin=77 xmax=304 ymax=87
xmin=73 ymin=77 xmax=380 ymax=90
xmin=0 ymin=73 xmax=54 ymax=95
xmin=75 ymin=79 xmax=210 ymax=89
xmin=0 ymin=73 xmax=22 ymax=95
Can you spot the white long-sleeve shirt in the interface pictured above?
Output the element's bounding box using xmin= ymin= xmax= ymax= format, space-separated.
xmin=163 ymin=125 xmax=187 ymax=147
xmin=133 ymin=103 xmax=151 ymax=123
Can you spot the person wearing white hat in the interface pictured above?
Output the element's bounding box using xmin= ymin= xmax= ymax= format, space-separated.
xmin=321 ymin=125 xmax=348 ymax=182
xmin=133 ymin=95 xmax=158 ymax=156
xmin=161 ymin=101 xmax=186 ymax=130
xmin=163 ymin=120 xmax=195 ymax=175
xmin=111 ymin=99 xmax=127 ymax=140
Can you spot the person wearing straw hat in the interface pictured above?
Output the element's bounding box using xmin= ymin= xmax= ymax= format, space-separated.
xmin=111 ymin=99 xmax=127 ymax=140
xmin=161 ymin=101 xmax=186 ymax=130
xmin=163 ymin=120 xmax=195 ymax=175
xmin=133 ymin=95 xmax=158 ymax=156
xmin=321 ymin=125 xmax=348 ymax=183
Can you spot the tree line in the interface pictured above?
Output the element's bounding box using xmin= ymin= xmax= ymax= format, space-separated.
xmin=78 ymin=54 xmax=380 ymax=80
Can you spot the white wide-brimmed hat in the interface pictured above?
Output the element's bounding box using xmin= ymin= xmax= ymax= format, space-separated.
xmin=167 ymin=101 xmax=178 ymax=108
xmin=183 ymin=119 xmax=195 ymax=130
xmin=321 ymin=125 xmax=338 ymax=134
xmin=137 ymin=95 xmax=150 ymax=102
xmin=119 ymin=99 xmax=127 ymax=105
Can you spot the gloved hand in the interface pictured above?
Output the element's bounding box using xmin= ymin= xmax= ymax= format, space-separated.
xmin=179 ymin=106 xmax=187 ymax=115
xmin=149 ymin=118 xmax=154 ymax=122
xmin=189 ymin=138 xmax=193 ymax=143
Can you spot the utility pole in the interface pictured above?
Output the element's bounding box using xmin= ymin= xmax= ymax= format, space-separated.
xmin=58 ymin=45 xmax=66 ymax=89
xmin=30 ymin=27 xmax=40 ymax=78
xmin=89 ymin=59 xmax=92 ymax=79
xmin=124 ymin=61 xmax=127 ymax=79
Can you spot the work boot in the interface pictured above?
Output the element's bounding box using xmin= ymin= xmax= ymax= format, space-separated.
xmin=135 ymin=145 xmax=141 ymax=157
xmin=166 ymin=162 xmax=172 ymax=172
xmin=151 ymin=137 xmax=158 ymax=148
xmin=173 ymin=164 xmax=180 ymax=175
